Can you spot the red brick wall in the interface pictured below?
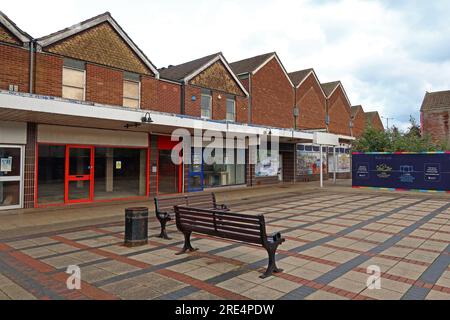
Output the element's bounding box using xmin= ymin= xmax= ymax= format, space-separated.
xmin=141 ymin=75 xmax=158 ymax=110
xmin=85 ymin=64 xmax=123 ymax=106
xmin=212 ymin=91 xmax=226 ymax=120
xmin=0 ymin=43 xmax=29 ymax=92
xmin=327 ymin=87 xmax=351 ymax=136
xmin=251 ymin=58 xmax=294 ymax=128
xmin=295 ymin=73 xmax=326 ymax=130
xmin=184 ymin=85 xmax=201 ymax=117
xmin=34 ymin=52 xmax=63 ymax=97
xmin=155 ymin=80 xmax=180 ymax=114
xmin=352 ymin=110 xmax=366 ymax=137
xmin=421 ymin=110 xmax=449 ymax=144
xmin=236 ymin=95 xmax=248 ymax=123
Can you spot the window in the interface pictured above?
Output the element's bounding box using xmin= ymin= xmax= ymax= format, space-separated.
xmin=62 ymin=67 xmax=85 ymax=100
xmin=201 ymin=94 xmax=212 ymax=119
xmin=226 ymin=97 xmax=236 ymax=121
xmin=123 ymin=80 xmax=140 ymax=109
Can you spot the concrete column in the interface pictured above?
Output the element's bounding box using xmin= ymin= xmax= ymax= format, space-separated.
xmin=139 ymin=149 xmax=146 ymax=196
xmin=106 ymin=148 xmax=114 ymax=192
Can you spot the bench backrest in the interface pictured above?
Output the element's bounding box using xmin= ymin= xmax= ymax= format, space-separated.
xmin=154 ymin=193 xmax=216 ymax=215
xmin=174 ymin=205 xmax=267 ymax=246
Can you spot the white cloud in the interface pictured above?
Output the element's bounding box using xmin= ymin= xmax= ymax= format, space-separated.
xmin=2 ymin=0 xmax=450 ymax=130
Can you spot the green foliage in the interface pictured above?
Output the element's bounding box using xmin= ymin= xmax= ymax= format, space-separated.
xmin=353 ymin=116 xmax=445 ymax=152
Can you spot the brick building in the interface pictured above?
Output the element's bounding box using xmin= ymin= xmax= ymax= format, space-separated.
xmin=350 ymin=105 xmax=366 ymax=138
xmin=0 ymin=11 xmax=378 ymax=212
xmin=365 ymin=111 xmax=384 ymax=131
xmin=289 ymin=69 xmax=327 ymax=131
xmin=420 ymin=90 xmax=450 ymax=144
xmin=321 ymin=81 xmax=352 ymax=136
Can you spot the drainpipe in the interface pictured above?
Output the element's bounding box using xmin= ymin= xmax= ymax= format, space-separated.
xmin=180 ymin=82 xmax=185 ymax=114
xmin=248 ymin=73 xmax=252 ymax=124
xmin=29 ymin=39 xmax=36 ymax=94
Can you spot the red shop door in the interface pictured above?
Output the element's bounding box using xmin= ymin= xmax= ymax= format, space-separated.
xmin=65 ymin=146 xmax=94 ymax=203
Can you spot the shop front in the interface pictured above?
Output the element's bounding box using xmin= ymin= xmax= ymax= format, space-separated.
xmin=156 ymin=135 xmax=183 ymax=195
xmin=36 ymin=125 xmax=149 ymax=207
xmin=0 ymin=121 xmax=27 ymax=211
xmin=188 ymin=147 xmax=246 ymax=192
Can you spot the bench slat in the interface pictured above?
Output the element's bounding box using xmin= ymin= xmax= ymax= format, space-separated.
xmin=179 ymin=213 xmax=261 ymax=231
xmin=179 ymin=216 xmax=262 ymax=237
xmin=182 ymin=225 xmax=262 ymax=245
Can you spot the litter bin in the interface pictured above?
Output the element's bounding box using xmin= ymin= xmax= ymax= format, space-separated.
xmin=124 ymin=207 xmax=149 ymax=247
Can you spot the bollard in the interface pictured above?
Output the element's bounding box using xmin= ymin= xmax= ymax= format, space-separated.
xmin=124 ymin=207 xmax=148 ymax=247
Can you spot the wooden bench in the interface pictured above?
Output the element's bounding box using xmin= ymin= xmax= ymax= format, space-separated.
xmin=154 ymin=193 xmax=229 ymax=239
xmin=174 ymin=205 xmax=285 ymax=279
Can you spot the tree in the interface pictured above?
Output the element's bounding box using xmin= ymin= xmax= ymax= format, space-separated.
xmin=353 ymin=116 xmax=442 ymax=152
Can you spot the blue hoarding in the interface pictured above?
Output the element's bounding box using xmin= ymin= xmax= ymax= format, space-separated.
xmin=352 ymin=152 xmax=450 ymax=191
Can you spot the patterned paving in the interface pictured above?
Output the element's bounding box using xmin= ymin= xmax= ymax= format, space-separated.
xmin=1 ymin=191 xmax=450 ymax=300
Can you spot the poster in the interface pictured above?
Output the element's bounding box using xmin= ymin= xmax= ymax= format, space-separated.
xmin=329 ymin=153 xmax=351 ymax=173
xmin=255 ymin=152 xmax=279 ymax=177
xmin=115 ymin=161 xmax=122 ymax=169
xmin=352 ymin=153 xmax=450 ymax=191
xmin=0 ymin=157 xmax=12 ymax=173
xmin=297 ymin=146 xmax=327 ymax=175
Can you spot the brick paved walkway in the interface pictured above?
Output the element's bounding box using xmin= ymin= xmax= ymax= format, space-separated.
xmin=1 ymin=191 xmax=450 ymax=300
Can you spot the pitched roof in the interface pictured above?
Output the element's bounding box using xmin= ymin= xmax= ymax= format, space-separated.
xmin=0 ymin=11 xmax=32 ymax=43
xmin=420 ymin=90 xmax=450 ymax=111
xmin=159 ymin=52 xmax=221 ymax=81
xmin=351 ymin=105 xmax=364 ymax=117
xmin=36 ymin=12 xmax=159 ymax=77
xmin=159 ymin=52 xmax=249 ymax=96
xmin=229 ymin=52 xmax=275 ymax=75
xmin=321 ymin=81 xmax=341 ymax=97
xmin=288 ymin=68 xmax=313 ymax=87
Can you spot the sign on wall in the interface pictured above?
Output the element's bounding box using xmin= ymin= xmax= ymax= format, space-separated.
xmin=352 ymin=152 xmax=450 ymax=191
xmin=297 ymin=145 xmax=327 ymax=175
xmin=255 ymin=152 xmax=279 ymax=177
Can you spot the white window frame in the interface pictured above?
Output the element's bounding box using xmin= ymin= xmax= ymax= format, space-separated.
xmin=201 ymin=93 xmax=212 ymax=119
xmin=62 ymin=66 xmax=86 ymax=101
xmin=0 ymin=145 xmax=24 ymax=211
xmin=226 ymin=98 xmax=236 ymax=122
xmin=123 ymin=79 xmax=141 ymax=109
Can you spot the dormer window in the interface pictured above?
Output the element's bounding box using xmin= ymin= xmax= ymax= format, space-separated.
xmin=62 ymin=59 xmax=85 ymax=101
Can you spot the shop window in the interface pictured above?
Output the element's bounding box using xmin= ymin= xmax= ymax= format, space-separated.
xmin=226 ymin=97 xmax=236 ymax=121
xmin=123 ymin=80 xmax=140 ymax=109
xmin=62 ymin=67 xmax=85 ymax=100
xmin=37 ymin=145 xmax=66 ymax=204
xmin=203 ymin=148 xmax=245 ymax=187
xmin=94 ymin=147 xmax=147 ymax=200
xmin=201 ymin=93 xmax=212 ymax=119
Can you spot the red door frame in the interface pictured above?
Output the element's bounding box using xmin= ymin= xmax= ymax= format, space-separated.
xmin=156 ymin=136 xmax=183 ymax=195
xmin=64 ymin=145 xmax=94 ymax=204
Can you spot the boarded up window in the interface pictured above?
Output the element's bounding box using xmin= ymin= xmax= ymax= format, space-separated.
xmin=62 ymin=67 xmax=85 ymax=100
xmin=123 ymin=80 xmax=140 ymax=108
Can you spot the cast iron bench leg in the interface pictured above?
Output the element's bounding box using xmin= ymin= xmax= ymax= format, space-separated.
xmin=158 ymin=217 xmax=172 ymax=240
xmin=260 ymin=243 xmax=283 ymax=279
xmin=176 ymin=231 xmax=198 ymax=255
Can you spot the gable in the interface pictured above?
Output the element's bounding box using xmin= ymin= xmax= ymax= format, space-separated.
xmin=329 ymin=86 xmax=351 ymax=114
xmin=0 ymin=23 xmax=21 ymax=45
xmin=189 ymin=60 xmax=245 ymax=96
xmin=44 ymin=22 xmax=152 ymax=75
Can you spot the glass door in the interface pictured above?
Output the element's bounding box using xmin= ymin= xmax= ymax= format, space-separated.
xmin=188 ymin=148 xmax=204 ymax=192
xmin=0 ymin=145 xmax=24 ymax=210
xmin=65 ymin=146 xmax=94 ymax=203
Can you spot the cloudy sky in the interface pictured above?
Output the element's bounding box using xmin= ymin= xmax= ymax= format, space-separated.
xmin=3 ymin=0 xmax=450 ymax=130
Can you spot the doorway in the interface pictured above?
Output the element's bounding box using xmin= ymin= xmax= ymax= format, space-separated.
xmin=65 ymin=146 xmax=94 ymax=203
xmin=0 ymin=145 xmax=24 ymax=210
